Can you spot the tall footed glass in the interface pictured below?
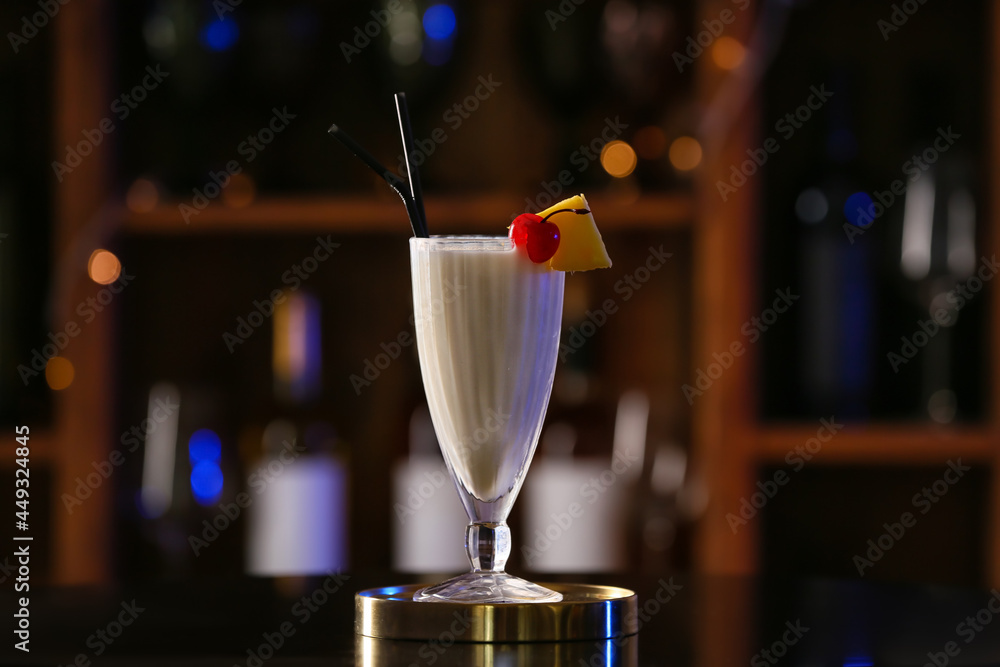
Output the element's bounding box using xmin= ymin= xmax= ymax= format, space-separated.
xmin=410 ymin=236 xmax=565 ymax=603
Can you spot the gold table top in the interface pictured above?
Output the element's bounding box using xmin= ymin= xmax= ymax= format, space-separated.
xmin=355 ymin=582 xmax=638 ymax=643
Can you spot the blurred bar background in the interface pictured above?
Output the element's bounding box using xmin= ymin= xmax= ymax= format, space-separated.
xmin=0 ymin=0 xmax=996 ymax=589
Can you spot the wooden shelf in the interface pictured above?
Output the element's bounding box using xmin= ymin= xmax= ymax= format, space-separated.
xmin=120 ymin=192 xmax=694 ymax=235
xmin=756 ymin=425 xmax=995 ymax=464
xmin=692 ymin=0 xmax=1000 ymax=585
xmin=1 ymin=430 xmax=54 ymax=465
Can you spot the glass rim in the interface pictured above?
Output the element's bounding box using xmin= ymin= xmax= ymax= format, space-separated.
xmin=409 ymin=235 xmax=513 ymax=250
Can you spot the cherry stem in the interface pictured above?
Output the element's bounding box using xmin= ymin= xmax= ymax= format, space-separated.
xmin=540 ymin=208 xmax=590 ymax=223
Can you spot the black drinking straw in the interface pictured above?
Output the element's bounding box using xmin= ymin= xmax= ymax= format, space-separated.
xmin=327 ymin=123 xmax=427 ymax=238
xmin=393 ymin=93 xmax=428 ymax=235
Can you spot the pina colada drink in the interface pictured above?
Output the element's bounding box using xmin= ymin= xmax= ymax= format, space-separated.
xmin=410 ymin=194 xmax=612 ymax=603
xmin=411 ymin=237 xmax=564 ymax=521
xmin=329 ymin=110 xmax=614 ymax=604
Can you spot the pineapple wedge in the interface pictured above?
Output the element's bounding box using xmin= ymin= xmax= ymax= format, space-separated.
xmin=538 ymin=194 xmax=612 ymax=271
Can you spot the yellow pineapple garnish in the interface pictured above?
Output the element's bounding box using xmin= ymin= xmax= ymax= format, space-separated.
xmin=538 ymin=194 xmax=612 ymax=271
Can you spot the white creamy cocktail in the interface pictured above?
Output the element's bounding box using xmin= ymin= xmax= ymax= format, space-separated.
xmin=406 ymin=195 xmax=610 ymax=604
xmin=410 ymin=236 xmax=564 ymax=603
xmin=328 ymin=111 xmax=612 ymax=604
xmin=411 ymin=237 xmax=564 ymax=515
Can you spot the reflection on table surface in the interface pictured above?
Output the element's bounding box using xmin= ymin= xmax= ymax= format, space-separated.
xmin=3 ymin=572 xmax=1000 ymax=666
xmin=357 ymin=634 xmax=639 ymax=667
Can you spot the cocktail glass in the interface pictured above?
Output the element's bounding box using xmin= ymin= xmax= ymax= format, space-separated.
xmin=409 ymin=236 xmax=565 ymax=603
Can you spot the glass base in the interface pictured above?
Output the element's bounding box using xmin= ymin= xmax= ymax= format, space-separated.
xmin=413 ymin=572 xmax=563 ymax=604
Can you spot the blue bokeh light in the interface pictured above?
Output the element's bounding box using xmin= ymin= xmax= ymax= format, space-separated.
xmin=838 ymin=241 xmax=873 ymax=420
xmin=843 ymin=658 xmax=874 ymax=667
xmin=843 ymin=191 xmax=876 ymax=227
xmin=422 ymin=5 xmax=456 ymax=40
xmin=200 ymin=18 xmax=239 ymax=52
xmin=189 ymin=428 xmax=222 ymax=463
xmin=190 ymin=461 xmax=224 ymax=505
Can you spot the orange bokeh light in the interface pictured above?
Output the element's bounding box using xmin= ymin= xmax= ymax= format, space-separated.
xmin=600 ymin=140 xmax=638 ymax=178
xmin=223 ymin=173 xmax=257 ymax=209
xmin=88 ymin=249 xmax=122 ymax=285
xmin=712 ymin=36 xmax=746 ymax=70
xmin=45 ymin=356 xmax=75 ymax=390
xmin=126 ymin=178 xmax=160 ymax=213
xmin=668 ymin=136 xmax=703 ymax=171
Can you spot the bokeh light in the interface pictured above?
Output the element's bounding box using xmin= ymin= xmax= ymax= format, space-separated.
xmin=600 ymin=140 xmax=638 ymax=178
xmin=143 ymin=14 xmax=177 ymax=58
xmin=189 ymin=428 xmax=222 ymax=463
xmin=190 ymin=461 xmax=224 ymax=505
xmin=200 ymin=18 xmax=239 ymax=52
xmin=421 ymin=4 xmax=455 ymax=65
xmin=668 ymin=136 xmax=703 ymax=171
xmin=126 ymin=178 xmax=159 ymax=213
xmin=222 ymin=173 xmax=256 ymax=208
xmin=88 ymin=249 xmax=122 ymax=285
xmin=928 ymin=389 xmax=957 ymax=424
xmin=603 ymin=0 xmax=639 ymax=33
xmin=711 ymin=36 xmax=746 ymax=70
xmin=389 ymin=8 xmax=422 ymax=66
xmin=45 ymin=357 xmax=74 ymax=390
xmin=795 ymin=187 xmax=829 ymax=224
xmin=422 ymin=5 xmax=456 ymax=40
xmin=843 ymin=657 xmax=875 ymax=667
xmin=634 ymin=126 xmax=667 ymax=160
xmin=844 ymin=191 xmax=875 ymax=227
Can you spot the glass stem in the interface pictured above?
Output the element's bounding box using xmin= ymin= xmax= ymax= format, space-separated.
xmin=465 ymin=522 xmax=510 ymax=573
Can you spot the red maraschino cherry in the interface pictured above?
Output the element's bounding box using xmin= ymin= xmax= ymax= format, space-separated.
xmin=509 ymin=208 xmax=589 ymax=264
xmin=509 ymin=213 xmax=557 ymax=262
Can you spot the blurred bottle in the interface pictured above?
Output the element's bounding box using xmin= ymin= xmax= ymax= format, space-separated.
xmin=522 ymin=391 xmax=647 ymax=573
xmin=133 ymin=381 xmax=246 ymax=577
xmin=889 ymin=72 xmax=979 ymax=423
xmin=638 ymin=442 xmax=687 ymax=573
xmin=244 ymin=291 xmax=349 ymax=575
xmin=795 ymin=69 xmax=876 ymax=420
xmin=391 ymin=406 xmax=467 ymax=573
